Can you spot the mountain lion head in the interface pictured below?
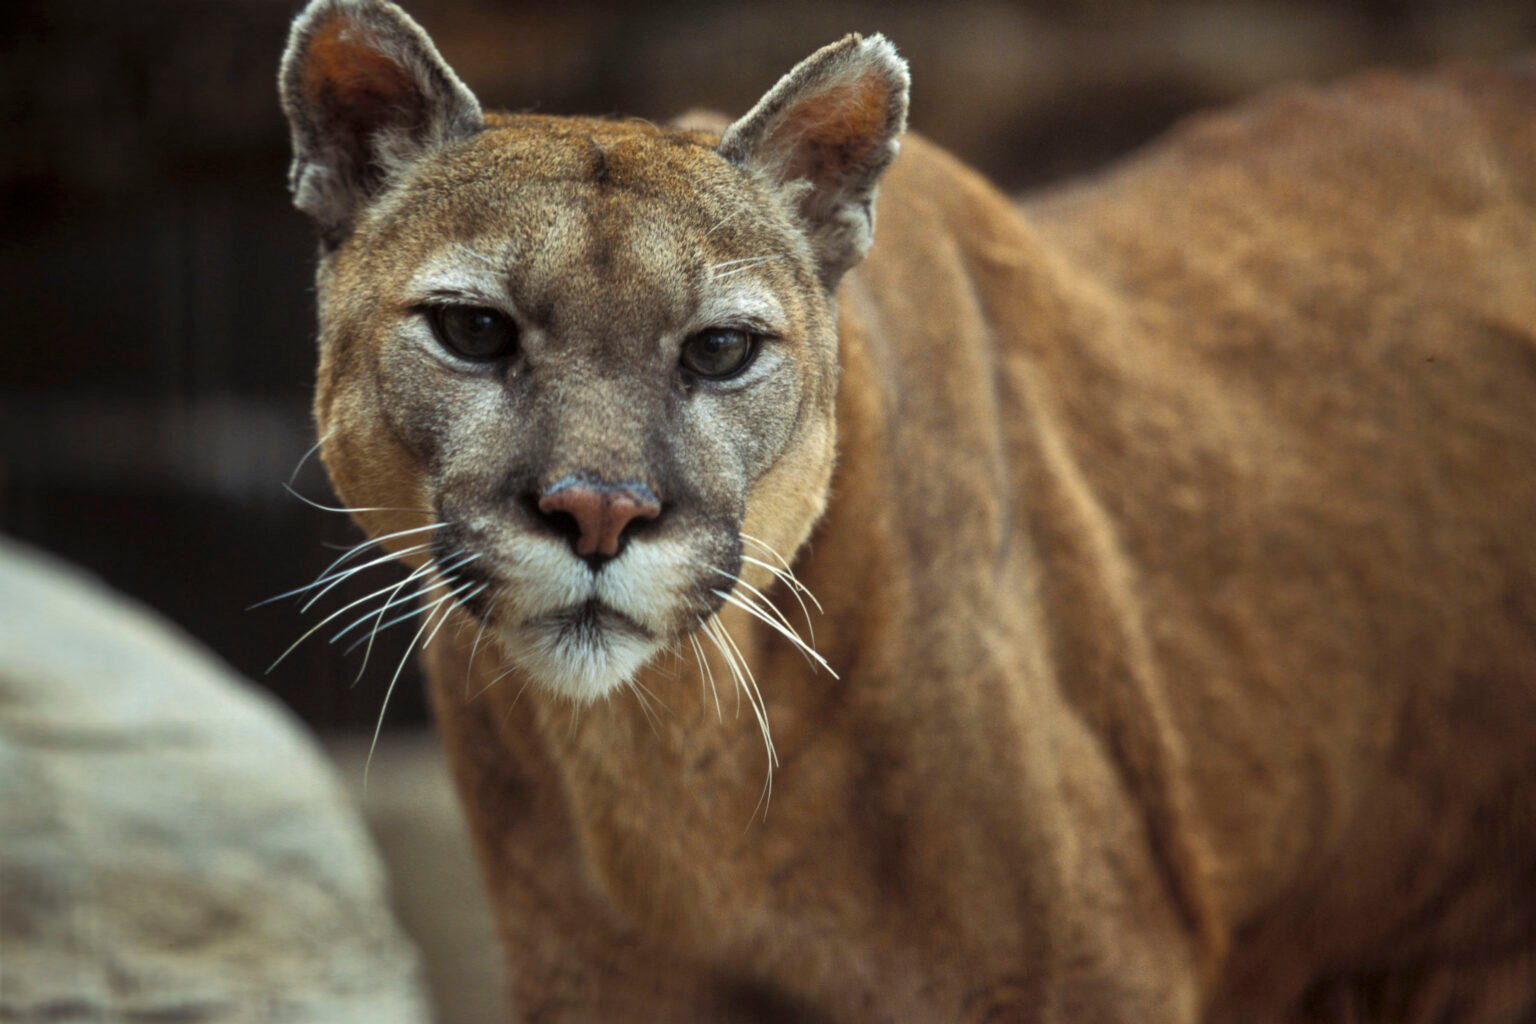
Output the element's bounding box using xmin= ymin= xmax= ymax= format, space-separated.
xmin=280 ymin=0 xmax=907 ymax=702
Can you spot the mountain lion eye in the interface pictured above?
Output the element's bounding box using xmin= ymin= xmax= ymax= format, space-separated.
xmin=680 ymin=328 xmax=758 ymax=380
xmin=427 ymin=305 xmax=519 ymax=361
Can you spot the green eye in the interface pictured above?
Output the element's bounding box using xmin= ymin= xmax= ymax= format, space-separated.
xmin=428 ymin=305 xmax=519 ymax=361
xmin=680 ymin=328 xmax=758 ymax=380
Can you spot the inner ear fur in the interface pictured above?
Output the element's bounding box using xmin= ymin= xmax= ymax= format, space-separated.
xmin=719 ymin=34 xmax=910 ymax=289
xmin=280 ymin=0 xmax=482 ymax=245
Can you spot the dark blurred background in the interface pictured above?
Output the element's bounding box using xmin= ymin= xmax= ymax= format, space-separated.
xmin=3 ymin=0 xmax=1532 ymax=735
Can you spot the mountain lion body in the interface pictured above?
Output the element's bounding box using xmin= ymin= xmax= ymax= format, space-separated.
xmin=281 ymin=2 xmax=1536 ymax=1019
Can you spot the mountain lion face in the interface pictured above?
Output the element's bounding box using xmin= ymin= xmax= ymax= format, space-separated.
xmin=282 ymin=1 xmax=906 ymax=701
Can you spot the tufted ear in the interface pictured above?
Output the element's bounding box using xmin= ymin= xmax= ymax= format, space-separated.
xmin=719 ymin=34 xmax=909 ymax=290
xmin=279 ymin=0 xmax=482 ymax=245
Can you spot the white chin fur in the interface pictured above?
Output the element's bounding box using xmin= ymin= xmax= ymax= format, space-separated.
xmin=473 ymin=533 xmax=695 ymax=702
xmin=499 ymin=621 xmax=659 ymax=704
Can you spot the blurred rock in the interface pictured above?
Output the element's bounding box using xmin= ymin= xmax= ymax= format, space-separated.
xmin=0 ymin=537 xmax=430 ymax=1023
xmin=328 ymin=731 xmax=511 ymax=1024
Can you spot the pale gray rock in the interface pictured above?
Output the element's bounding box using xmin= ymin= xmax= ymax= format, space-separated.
xmin=0 ymin=537 xmax=431 ymax=1024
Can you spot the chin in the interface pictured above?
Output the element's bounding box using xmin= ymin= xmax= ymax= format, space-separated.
xmin=498 ymin=607 xmax=663 ymax=704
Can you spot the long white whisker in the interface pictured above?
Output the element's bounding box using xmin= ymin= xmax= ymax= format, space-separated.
xmin=474 ymin=660 xmax=523 ymax=704
xmin=306 ymin=519 xmax=446 ymax=586
xmin=338 ymin=578 xmax=462 ymax=651
xmin=503 ymin=677 xmax=535 ymax=723
xmin=424 ymin=587 xmax=482 ymax=655
xmin=712 ymin=588 xmax=837 ymax=678
xmin=627 ymin=680 xmax=663 ymax=737
xmin=742 ymin=557 xmax=818 ymax=643
xmin=739 ymin=533 xmax=796 ymax=572
xmin=742 ymin=553 xmax=823 ymax=618
xmin=364 ymin=591 xmax=473 ymax=788
xmin=328 ymin=552 xmax=476 ymax=651
xmin=739 ymin=536 xmax=822 ymax=606
xmin=709 ymin=618 xmax=775 ymax=763
xmin=702 ymin=562 xmax=820 ymax=654
xmin=647 ymin=645 xmax=685 ymax=685
xmin=706 ymin=616 xmax=776 ymax=821
xmin=338 ymin=570 xmax=479 ymax=654
xmin=688 ymin=631 xmax=723 ymax=722
xmin=286 ymin=431 xmax=331 ymax=487
xmin=283 ymin=482 xmax=432 ymax=517
xmin=700 ymin=615 xmax=743 ymax=719
xmin=738 ymin=532 xmax=781 ymax=559
xmin=251 ymin=531 xmax=441 ymax=610
xmin=699 ymin=563 xmax=796 ymax=631
xmin=705 ymin=208 xmax=744 ymax=237
xmin=704 ymin=618 xmax=775 ymax=772
xmin=332 ymin=576 xmax=449 ymax=653
xmin=349 ymin=559 xmax=444 ymax=681
xmin=712 ymin=256 xmax=783 ymax=282
xmin=266 ymin=567 xmax=436 ymax=675
xmin=632 ymin=675 xmax=670 ymax=715
xmin=706 ymin=254 xmax=775 ymax=273
xmin=297 ymin=541 xmax=436 ymax=613
xmin=464 ymin=597 xmax=498 ymax=698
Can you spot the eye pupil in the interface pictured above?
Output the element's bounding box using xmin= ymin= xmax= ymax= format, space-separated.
xmin=429 ymin=305 xmax=518 ymax=361
xmin=681 ymin=328 xmax=757 ymax=380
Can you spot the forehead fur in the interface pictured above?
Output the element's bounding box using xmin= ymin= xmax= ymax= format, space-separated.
xmin=343 ymin=114 xmax=819 ymax=322
xmin=482 ymin=114 xmax=728 ymax=183
xmin=369 ymin=114 xmax=784 ymax=234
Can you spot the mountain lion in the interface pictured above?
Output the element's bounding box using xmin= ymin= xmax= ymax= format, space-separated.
xmin=280 ymin=1 xmax=1536 ymax=1019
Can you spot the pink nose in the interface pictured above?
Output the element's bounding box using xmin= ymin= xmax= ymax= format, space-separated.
xmin=537 ymin=482 xmax=661 ymax=559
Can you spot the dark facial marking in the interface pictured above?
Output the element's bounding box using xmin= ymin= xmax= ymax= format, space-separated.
xmin=587 ymin=137 xmax=611 ymax=185
xmin=431 ymin=517 xmax=494 ymax=618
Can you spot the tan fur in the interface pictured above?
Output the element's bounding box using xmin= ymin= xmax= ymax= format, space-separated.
xmin=283 ymin=3 xmax=1536 ymax=1019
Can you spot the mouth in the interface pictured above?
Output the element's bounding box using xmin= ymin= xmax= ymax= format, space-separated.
xmin=428 ymin=512 xmax=729 ymax=701
xmin=505 ymin=597 xmax=664 ymax=704
xmin=542 ymin=599 xmax=652 ymax=641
